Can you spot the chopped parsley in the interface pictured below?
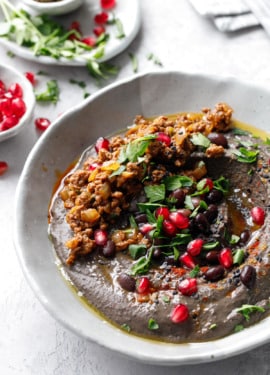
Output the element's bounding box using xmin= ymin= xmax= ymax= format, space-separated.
xmin=235 ymin=304 xmax=265 ymax=321
xmin=148 ymin=318 xmax=159 ymax=330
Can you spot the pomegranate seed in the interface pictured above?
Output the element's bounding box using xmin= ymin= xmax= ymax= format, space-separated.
xmin=93 ymin=25 xmax=106 ymax=36
xmin=0 ymin=80 xmax=6 ymax=93
xmin=0 ymin=161 xmax=8 ymax=175
xmin=178 ymin=278 xmax=198 ymax=296
xmin=155 ymin=206 xmax=170 ymax=220
xmin=0 ymin=115 xmax=19 ymax=130
xmin=95 ymin=137 xmax=110 ymax=153
xmin=180 ymin=252 xmax=197 ymax=269
xmin=162 ymin=219 xmax=177 ymax=236
xmin=0 ymin=98 xmax=12 ymax=117
xmin=11 ymin=98 xmax=26 ymax=118
xmin=170 ymin=304 xmax=189 ymax=323
xmin=139 ymin=223 xmax=154 ymax=234
xmin=24 ymin=72 xmax=36 ymax=85
xmin=70 ymin=21 xmax=81 ymax=32
xmin=169 ymin=211 xmax=189 ymax=229
xmin=136 ymin=276 xmax=150 ymax=294
xmin=187 ymin=238 xmax=204 ymax=257
xmin=81 ymin=36 xmax=96 ymax=47
xmin=200 ymin=178 xmax=214 ymax=191
xmin=94 ymin=11 xmax=109 ymax=24
xmin=219 ymin=248 xmax=233 ymax=269
xmin=94 ymin=229 xmax=108 ymax=246
xmin=156 ymin=132 xmax=171 ymax=146
xmin=8 ymin=83 xmax=23 ymax=98
xmin=250 ymin=206 xmax=265 ymax=226
xmin=35 ymin=117 xmax=51 ymax=131
xmin=100 ymin=0 xmax=116 ymax=10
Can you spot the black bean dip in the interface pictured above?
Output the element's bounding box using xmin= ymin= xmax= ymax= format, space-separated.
xmin=49 ymin=103 xmax=270 ymax=342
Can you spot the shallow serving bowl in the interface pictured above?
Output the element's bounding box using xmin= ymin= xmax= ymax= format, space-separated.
xmin=0 ymin=63 xmax=35 ymax=142
xmin=14 ymin=71 xmax=270 ymax=365
xmin=22 ymin=0 xmax=84 ymax=16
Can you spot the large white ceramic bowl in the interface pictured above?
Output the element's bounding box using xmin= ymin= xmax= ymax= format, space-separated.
xmin=14 ymin=71 xmax=270 ymax=365
xmin=0 ymin=63 xmax=35 ymax=142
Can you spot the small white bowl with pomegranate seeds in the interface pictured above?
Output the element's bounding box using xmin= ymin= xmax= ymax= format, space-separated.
xmin=0 ymin=63 xmax=35 ymax=142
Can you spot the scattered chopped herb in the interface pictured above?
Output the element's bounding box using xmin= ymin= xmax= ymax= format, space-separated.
xmin=144 ymin=184 xmax=165 ymax=203
xmin=213 ymin=176 xmax=229 ymax=193
xmin=115 ymin=18 xmax=125 ymax=38
xmin=129 ymin=215 xmax=137 ymax=228
xmin=232 ymin=128 xmax=250 ymax=136
xmin=35 ymin=79 xmax=59 ymax=104
xmin=129 ymin=52 xmax=138 ymax=73
xmin=128 ymin=244 xmax=147 ymax=259
xmin=190 ymin=133 xmax=211 ymax=148
xmin=110 ymin=164 xmax=126 ymax=177
xmin=190 ymin=200 xmax=208 ymax=218
xmin=233 ymin=249 xmax=245 ymax=265
xmin=6 ymin=50 xmax=14 ymax=57
xmin=235 ymin=304 xmax=265 ymax=321
xmin=163 ymin=175 xmax=193 ymax=191
xmin=232 ymin=147 xmax=259 ymax=163
xmin=234 ymin=324 xmax=244 ymax=333
xmin=86 ymin=60 xmax=119 ymax=81
xmin=264 ymin=137 xmax=270 ymax=146
xmin=229 ymin=234 xmax=240 ymax=245
xmin=137 ymin=202 xmax=161 ymax=212
xmin=184 ymin=195 xmax=194 ymax=210
xmin=147 ymin=52 xmax=163 ymax=66
xmin=162 ymin=295 xmax=171 ymax=303
xmin=121 ymin=323 xmax=131 ymax=332
xmin=118 ymin=135 xmax=156 ymax=164
xmin=173 ymin=247 xmax=180 ymax=261
xmin=189 ymin=264 xmax=200 ymax=277
xmin=148 ymin=318 xmax=159 ymax=330
xmin=203 ymin=241 xmax=220 ymax=250
xmin=69 ymin=79 xmax=90 ymax=99
xmin=209 ymin=323 xmax=217 ymax=330
xmin=131 ymin=247 xmax=154 ymax=275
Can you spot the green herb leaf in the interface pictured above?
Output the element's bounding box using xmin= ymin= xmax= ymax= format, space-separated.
xmin=209 ymin=323 xmax=217 ymax=330
xmin=144 ymin=184 xmax=165 ymax=203
xmin=147 ymin=52 xmax=163 ymax=66
xmin=129 ymin=52 xmax=138 ymax=73
xmin=184 ymin=195 xmax=194 ymax=210
xmin=148 ymin=318 xmax=159 ymax=330
xmin=121 ymin=323 xmax=131 ymax=332
xmin=189 ymin=264 xmax=200 ymax=277
xmin=163 ymin=175 xmax=193 ymax=191
xmin=118 ymin=135 xmax=156 ymax=164
xmin=131 ymin=247 xmax=154 ymax=275
xmin=190 ymin=133 xmax=211 ymax=148
xmin=203 ymin=241 xmax=220 ymax=250
xmin=233 ymin=249 xmax=245 ymax=265
xmin=229 ymin=234 xmax=240 ymax=245
xmin=137 ymin=202 xmax=162 ymax=212
xmin=264 ymin=137 xmax=270 ymax=146
xmin=162 ymin=295 xmax=171 ymax=303
xmin=232 ymin=128 xmax=250 ymax=136
xmin=232 ymin=147 xmax=259 ymax=163
xmin=234 ymin=324 xmax=244 ymax=333
xmin=235 ymin=304 xmax=265 ymax=321
xmin=213 ymin=176 xmax=229 ymax=193
xmin=115 ymin=18 xmax=125 ymax=38
xmin=128 ymin=244 xmax=147 ymax=259
xmin=35 ymin=79 xmax=59 ymax=104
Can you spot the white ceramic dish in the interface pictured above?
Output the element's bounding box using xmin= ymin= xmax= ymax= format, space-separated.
xmin=14 ymin=71 xmax=270 ymax=365
xmin=0 ymin=0 xmax=140 ymax=65
xmin=22 ymin=0 xmax=84 ymax=16
xmin=0 ymin=63 xmax=35 ymax=142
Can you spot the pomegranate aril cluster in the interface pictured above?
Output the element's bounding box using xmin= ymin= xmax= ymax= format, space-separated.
xmin=0 ymin=80 xmax=26 ymax=132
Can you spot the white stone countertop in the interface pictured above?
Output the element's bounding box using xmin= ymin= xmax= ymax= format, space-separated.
xmin=1 ymin=0 xmax=270 ymax=374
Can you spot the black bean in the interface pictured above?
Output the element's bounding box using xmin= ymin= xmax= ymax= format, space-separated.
xmin=205 ymin=250 xmax=219 ymax=264
xmin=240 ymin=230 xmax=250 ymax=244
xmin=204 ymin=204 xmax=218 ymax=222
xmin=208 ymin=132 xmax=228 ymax=148
xmin=240 ymin=265 xmax=256 ymax=289
xmin=118 ymin=273 xmax=136 ymax=292
xmin=195 ymin=213 xmax=210 ymax=232
xmin=152 ymin=247 xmax=162 ymax=259
xmin=134 ymin=213 xmax=148 ymax=224
xmin=206 ymin=189 xmax=223 ymax=204
xmin=204 ymin=265 xmax=225 ymax=281
xmin=102 ymin=240 xmax=116 ymax=258
xmin=170 ymin=188 xmax=186 ymax=207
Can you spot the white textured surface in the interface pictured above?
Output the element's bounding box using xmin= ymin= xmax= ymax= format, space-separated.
xmin=1 ymin=0 xmax=270 ymax=373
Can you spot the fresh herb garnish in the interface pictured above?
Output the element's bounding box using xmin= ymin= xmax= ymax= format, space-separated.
xmin=232 ymin=147 xmax=259 ymax=163
xmin=128 ymin=244 xmax=147 ymax=259
xmin=115 ymin=18 xmax=125 ymax=38
xmin=235 ymin=304 xmax=265 ymax=321
xmin=264 ymin=137 xmax=270 ymax=146
xmin=203 ymin=241 xmax=220 ymax=250
xmin=234 ymin=324 xmax=244 ymax=333
xmin=147 ymin=52 xmax=163 ymax=66
xmin=229 ymin=234 xmax=240 ymax=245
xmin=233 ymin=249 xmax=245 ymax=265
xmin=209 ymin=323 xmax=217 ymax=330
xmin=128 ymin=52 xmax=138 ymax=73
xmin=121 ymin=323 xmax=131 ymax=332
xmin=118 ymin=135 xmax=156 ymax=163
xmin=144 ymin=184 xmax=165 ymax=203
xmin=35 ymin=79 xmax=59 ymax=104
xmin=131 ymin=247 xmax=154 ymax=275
xmin=163 ymin=175 xmax=193 ymax=191
xmin=189 ymin=264 xmax=200 ymax=277
xmin=148 ymin=318 xmax=159 ymax=330
xmin=232 ymin=128 xmax=250 ymax=136
xmin=190 ymin=133 xmax=211 ymax=148
xmin=213 ymin=176 xmax=229 ymax=193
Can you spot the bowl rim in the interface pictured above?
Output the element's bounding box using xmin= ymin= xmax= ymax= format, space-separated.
xmin=0 ymin=63 xmax=35 ymax=142
xmin=14 ymin=70 xmax=270 ymax=365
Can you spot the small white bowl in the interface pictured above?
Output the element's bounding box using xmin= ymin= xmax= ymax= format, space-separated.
xmin=0 ymin=64 xmax=35 ymax=143
xmin=22 ymin=0 xmax=84 ymax=16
